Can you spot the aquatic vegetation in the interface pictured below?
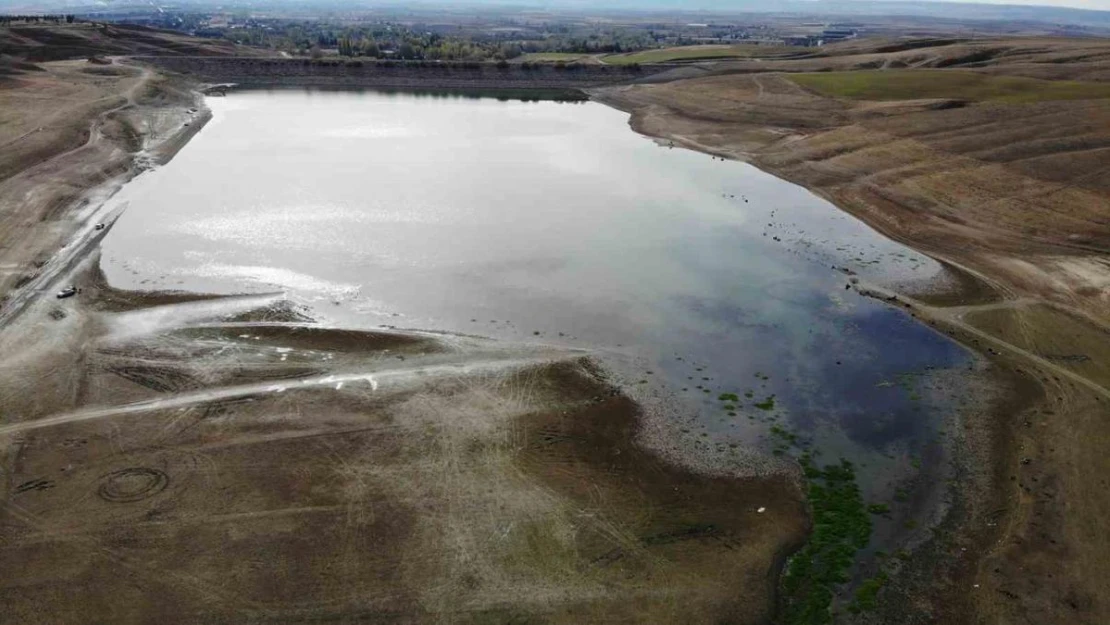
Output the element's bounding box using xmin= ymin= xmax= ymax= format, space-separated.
xmin=718 ymin=392 xmax=740 ymax=402
xmin=848 ymin=572 xmax=889 ymax=614
xmin=779 ymin=457 xmax=872 ymax=625
xmin=755 ymin=395 xmax=777 ymax=410
xmin=867 ymin=503 xmax=891 ymax=515
xmin=770 ymin=424 xmax=799 ymax=445
xmin=896 ymin=372 xmax=926 ymax=402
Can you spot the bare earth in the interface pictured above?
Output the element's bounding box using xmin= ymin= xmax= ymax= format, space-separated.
xmin=0 ymin=276 xmax=806 ymax=623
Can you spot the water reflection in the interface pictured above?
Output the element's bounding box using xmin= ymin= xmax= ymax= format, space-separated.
xmin=100 ymin=89 xmax=969 ymax=500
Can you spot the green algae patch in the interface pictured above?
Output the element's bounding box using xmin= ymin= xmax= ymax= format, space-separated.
xmin=779 ymin=456 xmax=872 ymax=625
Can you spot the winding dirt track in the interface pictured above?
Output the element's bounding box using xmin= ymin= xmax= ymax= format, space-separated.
xmin=0 ymin=356 xmax=560 ymax=437
xmin=860 ymin=283 xmax=1110 ymax=400
xmin=0 ymin=62 xmax=152 ymax=330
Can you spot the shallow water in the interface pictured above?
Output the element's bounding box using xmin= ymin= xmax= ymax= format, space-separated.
xmin=101 ymin=89 xmax=969 ymax=500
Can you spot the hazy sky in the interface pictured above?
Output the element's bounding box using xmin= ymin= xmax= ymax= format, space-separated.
xmin=891 ymin=0 xmax=1110 ymax=10
xmin=471 ymin=0 xmax=1110 ymax=14
xmin=2 ymin=0 xmax=1109 ymax=16
xmin=477 ymin=0 xmax=1110 ymax=13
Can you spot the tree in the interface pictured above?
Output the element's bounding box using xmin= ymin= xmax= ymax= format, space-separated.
xmin=338 ymin=36 xmax=355 ymax=57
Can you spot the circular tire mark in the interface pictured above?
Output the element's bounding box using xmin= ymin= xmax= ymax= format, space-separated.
xmin=97 ymin=468 xmax=169 ymax=503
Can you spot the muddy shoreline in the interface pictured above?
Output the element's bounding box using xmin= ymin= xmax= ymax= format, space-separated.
xmin=138 ymin=72 xmax=1004 ymax=619
xmin=0 ymin=246 xmax=812 ymax=623
xmin=0 ymin=60 xmax=210 ymax=327
xmin=590 ymin=76 xmax=1110 ymax=622
xmin=595 ymin=82 xmax=1027 ymax=551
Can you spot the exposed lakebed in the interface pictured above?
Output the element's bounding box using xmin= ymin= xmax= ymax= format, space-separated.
xmin=100 ymin=89 xmax=971 ymax=514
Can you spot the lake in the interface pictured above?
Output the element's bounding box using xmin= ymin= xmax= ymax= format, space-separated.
xmin=100 ymin=88 xmax=970 ymax=506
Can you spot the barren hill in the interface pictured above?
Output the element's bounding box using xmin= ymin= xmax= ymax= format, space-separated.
xmin=0 ymin=21 xmax=252 ymax=63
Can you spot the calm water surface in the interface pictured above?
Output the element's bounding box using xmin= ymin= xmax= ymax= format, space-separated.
xmin=101 ymin=90 xmax=970 ymax=501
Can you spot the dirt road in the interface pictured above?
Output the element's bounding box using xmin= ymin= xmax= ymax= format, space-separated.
xmin=0 ymin=59 xmax=204 ymax=322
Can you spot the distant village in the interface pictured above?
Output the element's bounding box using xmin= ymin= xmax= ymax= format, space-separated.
xmin=53 ymin=6 xmax=860 ymax=59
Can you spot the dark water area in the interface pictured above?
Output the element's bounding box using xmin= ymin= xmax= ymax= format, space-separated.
xmin=100 ymin=89 xmax=971 ymax=505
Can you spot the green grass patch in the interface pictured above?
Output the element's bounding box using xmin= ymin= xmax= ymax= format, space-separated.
xmin=602 ymin=44 xmax=795 ymax=65
xmin=780 ymin=457 xmax=872 ymax=625
xmin=718 ymin=392 xmax=740 ymax=402
xmin=788 ymin=70 xmax=1110 ymax=103
xmin=755 ymin=395 xmax=777 ymax=411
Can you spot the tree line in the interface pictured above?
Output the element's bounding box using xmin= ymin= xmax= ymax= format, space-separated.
xmin=206 ymin=19 xmax=656 ymax=61
xmin=0 ymin=15 xmax=77 ymax=26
